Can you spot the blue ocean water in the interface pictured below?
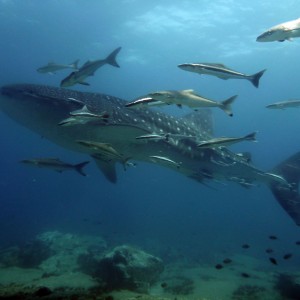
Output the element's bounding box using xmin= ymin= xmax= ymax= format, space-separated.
xmin=0 ymin=0 xmax=300 ymax=274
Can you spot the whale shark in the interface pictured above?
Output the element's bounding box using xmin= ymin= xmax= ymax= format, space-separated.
xmin=1 ymin=83 xmax=300 ymax=225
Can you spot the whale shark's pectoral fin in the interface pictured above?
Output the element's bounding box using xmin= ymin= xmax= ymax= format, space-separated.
xmin=92 ymin=155 xmax=117 ymax=183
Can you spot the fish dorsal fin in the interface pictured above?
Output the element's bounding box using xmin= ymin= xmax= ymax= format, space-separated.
xmin=92 ymin=155 xmax=117 ymax=183
xmin=80 ymin=105 xmax=91 ymax=113
xmin=82 ymin=60 xmax=91 ymax=67
xmin=203 ymin=63 xmax=228 ymax=68
xmin=182 ymin=89 xmax=195 ymax=94
xmin=182 ymin=109 xmax=214 ymax=137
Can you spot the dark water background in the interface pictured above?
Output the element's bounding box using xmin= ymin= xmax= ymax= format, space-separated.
xmin=0 ymin=0 xmax=300 ymax=271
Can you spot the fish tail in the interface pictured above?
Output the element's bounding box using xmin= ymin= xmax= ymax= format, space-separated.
xmin=244 ymin=131 xmax=257 ymax=141
xmin=74 ymin=161 xmax=90 ymax=176
xmin=70 ymin=59 xmax=80 ymax=70
xmin=105 ymin=47 xmax=122 ymax=68
xmin=269 ymin=152 xmax=300 ymax=226
xmin=220 ymin=95 xmax=238 ymax=117
xmin=250 ymin=69 xmax=266 ymax=88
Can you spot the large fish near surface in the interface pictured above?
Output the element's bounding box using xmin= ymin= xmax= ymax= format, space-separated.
xmin=60 ymin=47 xmax=121 ymax=87
xmin=1 ymin=83 xmax=300 ymax=226
xmin=257 ymin=18 xmax=300 ymax=42
xmin=178 ymin=63 xmax=266 ymax=88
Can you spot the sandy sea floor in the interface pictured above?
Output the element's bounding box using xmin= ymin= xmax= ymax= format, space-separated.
xmin=0 ymin=253 xmax=293 ymax=300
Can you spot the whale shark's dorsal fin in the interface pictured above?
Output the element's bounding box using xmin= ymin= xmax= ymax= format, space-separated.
xmin=92 ymin=156 xmax=117 ymax=183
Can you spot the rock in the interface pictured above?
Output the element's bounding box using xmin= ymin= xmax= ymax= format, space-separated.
xmin=37 ymin=231 xmax=107 ymax=276
xmin=33 ymin=286 xmax=52 ymax=297
xmin=94 ymin=245 xmax=164 ymax=291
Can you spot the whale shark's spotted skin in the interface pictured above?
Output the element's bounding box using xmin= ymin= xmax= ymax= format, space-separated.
xmin=1 ymin=83 xmax=300 ymax=226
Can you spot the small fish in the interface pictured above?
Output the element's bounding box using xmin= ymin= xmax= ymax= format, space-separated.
xmin=20 ymin=158 xmax=89 ymax=176
xmin=135 ymin=133 xmax=169 ymax=141
xmin=70 ymin=105 xmax=109 ymax=120
xmin=242 ymin=244 xmax=250 ymax=249
xmin=58 ymin=106 xmax=109 ymax=126
xmin=266 ymin=99 xmax=300 ymax=110
xmin=197 ymin=132 xmax=257 ymax=148
xmin=136 ymin=133 xmax=195 ymax=142
xmin=215 ymin=264 xmax=223 ymax=270
xmin=223 ymin=258 xmax=232 ymax=264
xmin=257 ymin=18 xmax=300 ymax=42
xmin=58 ymin=116 xmax=90 ymax=126
xmin=125 ymin=97 xmax=164 ymax=108
xmin=161 ymin=282 xmax=168 ymax=288
xmin=265 ymin=248 xmax=274 ymax=254
xmin=66 ymin=97 xmax=85 ymax=105
xmin=77 ymin=140 xmax=124 ymax=161
xmin=37 ymin=59 xmax=79 ymax=74
xmin=147 ymin=89 xmax=237 ymax=117
xmin=269 ymin=235 xmax=278 ymax=240
xmin=77 ymin=140 xmax=132 ymax=171
xmin=241 ymin=273 xmax=250 ymax=278
xmin=295 ymin=241 xmax=300 ymax=245
xmin=269 ymin=257 xmax=278 ymax=265
xmin=178 ymin=63 xmax=266 ymax=88
xmin=283 ymin=253 xmax=292 ymax=260
xmin=149 ymin=155 xmax=181 ymax=169
xmin=60 ymin=47 xmax=121 ymax=87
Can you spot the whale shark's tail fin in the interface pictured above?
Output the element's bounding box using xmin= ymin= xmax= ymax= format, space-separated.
xmin=269 ymin=152 xmax=300 ymax=226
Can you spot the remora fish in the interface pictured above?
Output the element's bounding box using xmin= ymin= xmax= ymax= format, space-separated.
xmin=257 ymin=18 xmax=300 ymax=42
xmin=77 ymin=140 xmax=131 ymax=170
xmin=60 ymin=47 xmax=121 ymax=87
xmin=149 ymin=155 xmax=181 ymax=169
xmin=125 ymin=97 xmax=164 ymax=108
xmin=2 ymin=83 xmax=300 ymax=225
xmin=197 ymin=132 xmax=257 ymax=148
xmin=147 ymin=89 xmax=237 ymax=116
xmin=266 ymin=100 xmax=300 ymax=110
xmin=37 ymin=59 xmax=80 ymax=74
xmin=178 ymin=63 xmax=266 ymax=88
xmin=59 ymin=105 xmax=109 ymax=126
xmin=20 ymin=158 xmax=89 ymax=176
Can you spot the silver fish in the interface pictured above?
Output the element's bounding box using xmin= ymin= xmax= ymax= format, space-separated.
xmin=20 ymin=158 xmax=89 ymax=176
xmin=60 ymin=47 xmax=121 ymax=87
xmin=266 ymin=100 xmax=300 ymax=110
xmin=2 ymin=83 xmax=300 ymax=226
xmin=70 ymin=105 xmax=109 ymax=119
xmin=125 ymin=97 xmax=164 ymax=108
xmin=197 ymin=132 xmax=257 ymax=148
xmin=149 ymin=155 xmax=181 ymax=169
xmin=37 ymin=59 xmax=79 ymax=74
xmin=59 ymin=106 xmax=109 ymax=126
xmin=257 ymin=18 xmax=300 ymax=42
xmin=178 ymin=63 xmax=266 ymax=88
xmin=148 ymin=89 xmax=237 ymax=116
